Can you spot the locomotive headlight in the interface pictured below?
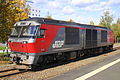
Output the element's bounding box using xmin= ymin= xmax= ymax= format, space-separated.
xmin=41 ymin=48 xmax=45 ymax=51
xmin=22 ymin=41 xmax=28 ymax=44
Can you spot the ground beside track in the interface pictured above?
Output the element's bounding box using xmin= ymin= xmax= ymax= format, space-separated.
xmin=48 ymin=49 xmax=120 ymax=80
xmin=0 ymin=44 xmax=120 ymax=80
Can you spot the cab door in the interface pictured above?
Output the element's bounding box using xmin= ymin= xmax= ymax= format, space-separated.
xmin=35 ymin=27 xmax=47 ymax=53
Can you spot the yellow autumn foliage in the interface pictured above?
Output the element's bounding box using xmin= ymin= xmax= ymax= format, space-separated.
xmin=68 ymin=19 xmax=74 ymax=22
xmin=0 ymin=0 xmax=28 ymax=42
xmin=46 ymin=16 xmax=53 ymax=19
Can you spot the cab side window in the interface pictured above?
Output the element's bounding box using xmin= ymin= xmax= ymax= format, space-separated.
xmin=40 ymin=29 xmax=46 ymax=38
xmin=37 ymin=29 xmax=46 ymax=38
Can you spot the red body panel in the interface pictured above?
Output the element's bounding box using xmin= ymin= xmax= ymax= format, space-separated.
xmin=35 ymin=24 xmax=60 ymax=53
xmin=8 ymin=42 xmax=28 ymax=53
xmin=109 ymin=31 xmax=115 ymax=43
xmin=8 ymin=24 xmax=115 ymax=54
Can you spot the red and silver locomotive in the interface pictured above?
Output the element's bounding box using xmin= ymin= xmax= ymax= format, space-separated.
xmin=8 ymin=18 xmax=114 ymax=68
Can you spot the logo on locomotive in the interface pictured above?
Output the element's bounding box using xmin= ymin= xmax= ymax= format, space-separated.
xmin=52 ymin=40 xmax=64 ymax=48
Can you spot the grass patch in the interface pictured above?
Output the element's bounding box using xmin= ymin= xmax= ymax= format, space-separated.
xmin=0 ymin=52 xmax=10 ymax=65
xmin=0 ymin=46 xmax=6 ymax=50
xmin=0 ymin=52 xmax=10 ymax=55
xmin=114 ymin=43 xmax=120 ymax=45
xmin=0 ymin=46 xmax=10 ymax=50
xmin=0 ymin=53 xmax=10 ymax=61
xmin=0 ymin=56 xmax=10 ymax=61
xmin=114 ymin=43 xmax=120 ymax=48
xmin=0 ymin=52 xmax=5 ymax=56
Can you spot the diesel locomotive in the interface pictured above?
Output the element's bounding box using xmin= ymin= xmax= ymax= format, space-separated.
xmin=8 ymin=17 xmax=115 ymax=68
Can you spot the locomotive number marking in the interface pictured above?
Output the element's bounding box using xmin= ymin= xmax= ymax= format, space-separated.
xmin=52 ymin=41 xmax=64 ymax=48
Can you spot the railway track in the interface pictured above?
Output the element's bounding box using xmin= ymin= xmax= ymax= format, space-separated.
xmin=0 ymin=64 xmax=29 ymax=78
xmin=0 ymin=64 xmax=15 ymax=68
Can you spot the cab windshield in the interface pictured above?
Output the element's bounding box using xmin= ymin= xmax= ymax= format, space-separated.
xmin=10 ymin=26 xmax=38 ymax=37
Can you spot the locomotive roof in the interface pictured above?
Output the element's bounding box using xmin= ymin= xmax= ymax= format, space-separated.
xmin=21 ymin=17 xmax=111 ymax=31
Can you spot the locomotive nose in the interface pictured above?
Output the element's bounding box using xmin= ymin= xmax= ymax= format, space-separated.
xmin=10 ymin=52 xmax=35 ymax=65
xmin=10 ymin=53 xmax=26 ymax=64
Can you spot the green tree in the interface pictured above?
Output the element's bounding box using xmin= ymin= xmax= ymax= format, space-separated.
xmin=117 ymin=18 xmax=120 ymax=24
xmin=0 ymin=0 xmax=28 ymax=42
xmin=111 ymin=18 xmax=120 ymax=42
xmin=116 ymin=18 xmax=120 ymax=37
xmin=99 ymin=11 xmax=113 ymax=28
xmin=90 ymin=21 xmax=94 ymax=25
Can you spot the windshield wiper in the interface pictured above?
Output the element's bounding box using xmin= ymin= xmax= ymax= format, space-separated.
xmin=18 ymin=23 xmax=31 ymax=38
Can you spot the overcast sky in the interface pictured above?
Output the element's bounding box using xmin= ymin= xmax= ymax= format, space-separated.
xmin=30 ymin=0 xmax=120 ymax=25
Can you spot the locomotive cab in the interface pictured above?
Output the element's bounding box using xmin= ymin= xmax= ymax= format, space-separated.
xmin=8 ymin=21 xmax=40 ymax=65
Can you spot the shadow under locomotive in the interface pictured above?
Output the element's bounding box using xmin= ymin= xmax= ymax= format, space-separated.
xmin=32 ymin=49 xmax=114 ymax=71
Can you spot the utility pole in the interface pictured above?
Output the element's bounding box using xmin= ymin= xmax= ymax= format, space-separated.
xmin=6 ymin=41 xmax=9 ymax=56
